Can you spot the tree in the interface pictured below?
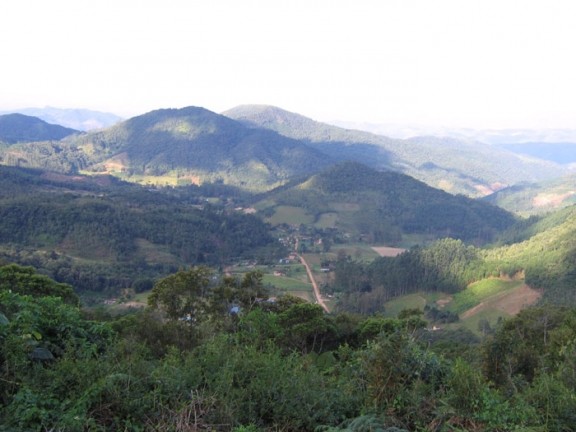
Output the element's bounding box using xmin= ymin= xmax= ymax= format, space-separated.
xmin=148 ymin=266 xmax=213 ymax=321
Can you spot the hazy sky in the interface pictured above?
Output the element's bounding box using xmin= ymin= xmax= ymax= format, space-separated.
xmin=2 ymin=0 xmax=575 ymax=129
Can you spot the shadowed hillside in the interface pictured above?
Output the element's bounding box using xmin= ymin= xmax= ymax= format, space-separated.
xmin=0 ymin=113 xmax=78 ymax=143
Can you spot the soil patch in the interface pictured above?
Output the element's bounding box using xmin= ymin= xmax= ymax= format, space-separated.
xmin=372 ymin=246 xmax=406 ymax=257
xmin=460 ymin=283 xmax=541 ymax=319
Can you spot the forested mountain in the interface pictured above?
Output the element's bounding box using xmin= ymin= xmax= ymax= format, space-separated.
xmin=0 ymin=113 xmax=78 ymax=144
xmin=0 ymin=107 xmax=334 ymax=191
xmin=0 ymin=166 xmax=283 ymax=293
xmin=0 ymin=106 xmax=122 ymax=131
xmin=257 ymin=161 xmax=517 ymax=245
xmin=484 ymin=172 xmax=576 ymax=215
xmin=0 ymin=104 xmax=568 ymax=197
xmin=224 ymin=105 xmax=566 ymax=197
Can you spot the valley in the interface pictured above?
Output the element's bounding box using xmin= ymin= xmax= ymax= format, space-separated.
xmin=1 ymin=105 xmax=576 ymax=431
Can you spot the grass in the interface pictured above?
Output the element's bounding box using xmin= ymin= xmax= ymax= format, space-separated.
xmin=262 ymin=274 xmax=311 ymax=291
xmin=267 ymin=206 xmax=314 ymax=226
xmin=315 ymin=212 xmax=338 ymax=229
xmin=448 ymin=279 xmax=523 ymax=314
xmin=383 ymin=292 xmax=444 ymax=317
xmin=457 ymin=308 xmax=508 ymax=335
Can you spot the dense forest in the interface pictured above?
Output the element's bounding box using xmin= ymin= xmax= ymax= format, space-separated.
xmin=0 ymin=166 xmax=283 ymax=295
xmin=2 ymin=265 xmax=576 ymax=431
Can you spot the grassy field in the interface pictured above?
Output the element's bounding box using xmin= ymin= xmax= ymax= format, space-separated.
xmin=315 ymin=212 xmax=338 ymax=229
xmin=447 ymin=279 xmax=524 ymax=315
xmin=267 ymin=206 xmax=314 ymax=226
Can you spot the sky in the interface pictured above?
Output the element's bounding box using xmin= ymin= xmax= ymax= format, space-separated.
xmin=1 ymin=0 xmax=575 ymax=129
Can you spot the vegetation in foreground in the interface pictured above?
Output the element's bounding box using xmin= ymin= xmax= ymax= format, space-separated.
xmin=2 ymin=264 xmax=576 ymax=431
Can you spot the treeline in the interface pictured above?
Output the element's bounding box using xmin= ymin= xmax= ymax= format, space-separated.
xmin=332 ymin=239 xmax=504 ymax=314
xmin=2 ymin=264 xmax=576 ymax=431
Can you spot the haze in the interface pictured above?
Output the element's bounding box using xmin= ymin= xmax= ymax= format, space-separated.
xmin=2 ymin=0 xmax=575 ymax=129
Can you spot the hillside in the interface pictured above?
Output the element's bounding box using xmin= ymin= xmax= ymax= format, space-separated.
xmin=484 ymin=172 xmax=576 ymax=215
xmin=256 ymin=161 xmax=517 ymax=245
xmin=0 ymin=113 xmax=78 ymax=143
xmin=0 ymin=166 xmax=283 ymax=293
xmin=332 ymin=204 xmax=576 ymax=314
xmin=224 ymin=105 xmax=566 ymax=197
xmin=0 ymin=107 xmax=334 ymax=191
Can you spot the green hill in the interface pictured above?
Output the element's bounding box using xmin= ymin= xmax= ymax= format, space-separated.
xmin=256 ymin=161 xmax=517 ymax=245
xmin=224 ymin=105 xmax=566 ymax=197
xmin=483 ymin=172 xmax=576 ymax=216
xmin=69 ymin=106 xmax=334 ymax=190
xmin=0 ymin=113 xmax=78 ymax=143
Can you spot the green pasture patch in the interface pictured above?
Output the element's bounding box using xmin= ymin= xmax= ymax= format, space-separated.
xmin=448 ymin=279 xmax=523 ymax=314
xmin=262 ymin=274 xmax=311 ymax=291
xmin=315 ymin=212 xmax=338 ymax=229
xmin=458 ymin=308 xmax=509 ymax=335
xmin=134 ymin=238 xmax=182 ymax=265
xmin=383 ymin=293 xmax=428 ymax=317
xmin=267 ymin=206 xmax=314 ymax=226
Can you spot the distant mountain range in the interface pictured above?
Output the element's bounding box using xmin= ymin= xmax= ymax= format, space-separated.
xmin=0 ymin=104 xmax=570 ymax=199
xmin=331 ymin=120 xmax=576 ymax=165
xmin=0 ymin=107 xmax=122 ymax=131
xmin=225 ymin=105 xmax=566 ymax=196
xmin=0 ymin=114 xmax=78 ymax=143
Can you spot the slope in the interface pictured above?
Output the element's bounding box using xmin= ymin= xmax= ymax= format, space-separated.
xmin=484 ymin=172 xmax=576 ymax=216
xmin=256 ymin=161 xmax=517 ymax=245
xmin=0 ymin=113 xmax=78 ymax=143
xmin=0 ymin=166 xmax=283 ymax=293
xmin=224 ymin=105 xmax=566 ymax=197
xmin=0 ymin=107 xmax=122 ymax=131
xmin=12 ymin=106 xmax=335 ymax=191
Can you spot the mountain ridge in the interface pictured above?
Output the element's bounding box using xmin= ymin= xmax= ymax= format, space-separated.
xmin=224 ymin=105 xmax=566 ymax=197
xmin=0 ymin=113 xmax=78 ymax=144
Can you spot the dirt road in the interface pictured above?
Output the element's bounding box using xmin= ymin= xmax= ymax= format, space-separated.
xmin=297 ymin=253 xmax=330 ymax=313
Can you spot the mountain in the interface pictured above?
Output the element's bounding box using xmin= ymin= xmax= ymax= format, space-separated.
xmin=492 ymin=142 xmax=576 ymax=165
xmin=484 ymin=173 xmax=576 ymax=216
xmin=225 ymin=105 xmax=567 ymax=197
xmin=73 ymin=106 xmax=335 ymax=190
xmin=0 ymin=113 xmax=78 ymax=144
xmin=0 ymin=107 xmax=122 ymax=131
xmin=255 ymin=161 xmax=517 ymax=245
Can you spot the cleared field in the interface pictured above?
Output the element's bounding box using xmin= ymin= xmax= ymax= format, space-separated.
xmin=448 ymin=279 xmax=524 ymax=315
xmin=267 ymin=206 xmax=314 ymax=226
xmin=459 ymin=282 xmax=541 ymax=319
xmin=371 ymin=246 xmax=406 ymax=257
xmin=315 ymin=212 xmax=338 ymax=229
xmin=262 ymin=274 xmax=311 ymax=291
xmin=383 ymin=293 xmax=429 ymax=317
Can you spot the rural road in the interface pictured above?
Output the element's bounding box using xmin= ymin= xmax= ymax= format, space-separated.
xmin=297 ymin=253 xmax=330 ymax=313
